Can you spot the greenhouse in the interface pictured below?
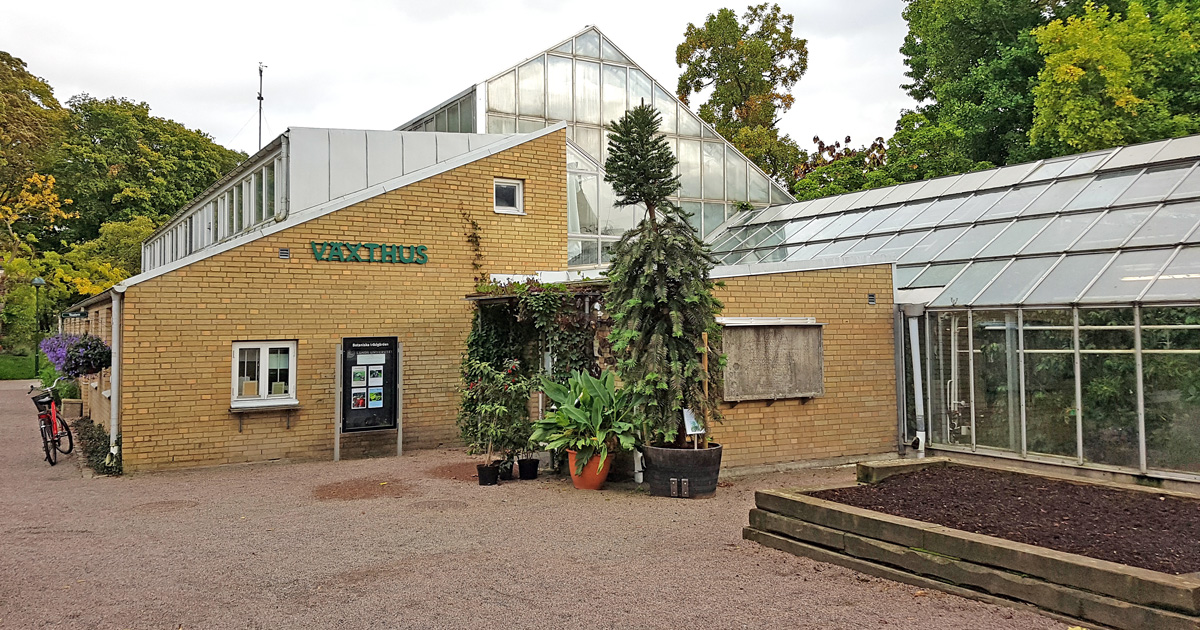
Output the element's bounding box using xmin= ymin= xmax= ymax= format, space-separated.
xmin=708 ymin=134 xmax=1200 ymax=480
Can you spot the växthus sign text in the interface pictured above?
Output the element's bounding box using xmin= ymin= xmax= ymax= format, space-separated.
xmin=311 ymin=241 xmax=428 ymax=264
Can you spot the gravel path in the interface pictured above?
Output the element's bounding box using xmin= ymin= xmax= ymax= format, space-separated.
xmin=0 ymin=380 xmax=1065 ymax=629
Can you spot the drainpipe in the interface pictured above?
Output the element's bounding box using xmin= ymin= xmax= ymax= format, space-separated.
xmin=109 ymin=287 xmax=123 ymax=455
xmin=902 ymin=303 xmax=927 ymax=458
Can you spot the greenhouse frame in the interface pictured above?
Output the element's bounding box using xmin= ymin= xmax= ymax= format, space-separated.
xmin=708 ymin=134 xmax=1200 ymax=480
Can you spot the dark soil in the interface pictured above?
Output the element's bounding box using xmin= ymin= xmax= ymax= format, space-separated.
xmin=312 ymin=478 xmax=415 ymax=500
xmin=810 ymin=465 xmax=1200 ymax=574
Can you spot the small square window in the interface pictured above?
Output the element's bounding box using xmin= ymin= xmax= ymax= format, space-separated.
xmin=231 ymin=340 xmax=298 ymax=408
xmin=494 ymin=178 xmax=524 ymax=214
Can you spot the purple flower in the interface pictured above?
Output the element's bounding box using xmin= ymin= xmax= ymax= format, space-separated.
xmin=40 ymin=334 xmax=81 ymax=373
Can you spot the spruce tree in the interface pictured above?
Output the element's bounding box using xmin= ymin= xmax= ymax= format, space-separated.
xmin=603 ymin=104 xmax=724 ymax=447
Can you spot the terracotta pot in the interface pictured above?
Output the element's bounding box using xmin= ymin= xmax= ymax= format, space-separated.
xmin=567 ymin=450 xmax=612 ymax=490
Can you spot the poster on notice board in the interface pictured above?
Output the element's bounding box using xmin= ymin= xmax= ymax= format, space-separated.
xmin=341 ymin=337 xmax=398 ymax=432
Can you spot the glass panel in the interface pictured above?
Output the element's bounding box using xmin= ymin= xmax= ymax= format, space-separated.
xmin=1022 ymin=310 xmax=1077 ymax=458
xmin=1142 ymin=247 xmax=1200 ymax=302
xmin=972 ymin=310 xmax=1021 ymax=451
xmin=264 ymin=163 xmax=275 ymax=219
xmin=977 ymin=217 xmax=1049 ymax=258
xmin=487 ymin=70 xmax=516 ymax=114
xmin=546 ymin=55 xmax=573 ymax=120
xmin=254 ymin=171 xmax=264 ymax=224
xmin=574 ymin=126 xmax=601 ymax=162
xmin=601 ymin=199 xmax=641 ymax=237
xmin=567 ymin=173 xmax=599 ymax=234
xmin=702 ymin=142 xmax=724 ymax=199
xmin=448 ymin=103 xmax=460 ymax=133
xmin=1020 ymin=177 xmax=1089 ymax=216
xmin=1104 ymin=140 xmax=1169 ymax=170
xmin=873 ymin=230 xmax=929 ymax=260
xmin=1070 ymin=206 xmax=1155 ymax=251
xmin=575 ymin=30 xmax=600 ymax=58
xmin=566 ymin=146 xmax=594 ymax=171
xmin=1021 ymin=212 xmax=1101 ymax=255
xmin=1066 ymin=171 xmax=1139 ymax=210
xmin=1025 ymin=158 xmax=1075 ymax=182
xmin=907 ymin=197 xmax=967 ymax=229
xmin=973 ymin=257 xmax=1057 ymax=306
xmin=234 ymin=184 xmax=244 ymax=232
xmin=1168 ymin=165 xmax=1200 ymax=199
xmin=979 ymin=184 xmax=1048 ymax=221
xmin=812 ymin=238 xmax=861 ymax=258
xmin=601 ymin=37 xmax=630 ymax=63
xmin=812 ymin=211 xmax=865 ymax=241
xmin=748 ymin=169 xmax=770 ymax=204
xmin=703 ymin=203 xmax=726 ymax=238
xmin=682 ymin=201 xmax=703 ymax=236
xmin=1062 ymin=153 xmax=1108 ymax=177
xmin=1080 ymin=249 xmax=1173 ymax=303
xmin=951 ymin=189 xmax=1007 ymax=223
xmin=780 ymin=214 xmax=836 ymax=244
xmin=839 ymin=207 xmax=898 ymax=238
xmin=873 ymin=203 xmax=923 ymax=232
xmin=652 ymin=84 xmax=677 ymax=134
xmin=1129 ymin=202 xmax=1200 ymax=248
xmin=602 ymin=64 xmax=626 ymax=124
xmin=678 ymin=107 xmax=702 ymax=137
xmin=930 ymin=260 xmax=1008 ymax=307
xmin=1115 ymin=164 xmax=1188 ymax=206
xmin=517 ymin=119 xmax=543 ymax=133
xmin=895 ymin=265 xmax=924 ymax=287
xmin=1144 ymin=305 xmax=1200 ymax=347
xmin=487 ymin=115 xmax=516 ymax=134
xmin=600 ymin=239 xmax=618 ymax=264
xmin=1081 ymin=351 xmax=1138 ymax=468
xmin=907 ymin=262 xmax=966 ymax=288
xmin=460 ymin=97 xmax=475 ymax=132
xmin=898 ymin=227 xmax=967 ymax=263
xmin=435 ymin=109 xmax=448 ymax=132
xmin=930 ymin=312 xmax=972 ymax=445
xmin=1020 ymin=254 xmax=1099 ymax=304
xmin=237 ymin=347 xmax=260 ymax=398
xmin=933 ymin=222 xmax=1007 ymax=261
xmin=628 ymin=69 xmax=652 ymax=110
xmin=553 ymin=40 xmax=572 ymax=54
xmin=517 ymin=57 xmax=545 ymax=118
xmin=574 ymin=61 xmax=600 ymax=125
xmin=567 ymin=238 xmax=599 ymax=266
xmin=1145 ymin=353 xmax=1200 ymax=472
xmin=267 ymin=347 xmax=290 ymax=396
xmin=725 ymin=153 xmax=747 ymax=202
xmin=845 ymin=234 xmax=892 ymax=256
xmin=678 ymin=139 xmax=701 ymax=198
xmin=1023 ymin=308 xmax=1074 ymax=350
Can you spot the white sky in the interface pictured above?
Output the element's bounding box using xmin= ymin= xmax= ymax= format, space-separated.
xmin=3 ymin=0 xmax=917 ymax=158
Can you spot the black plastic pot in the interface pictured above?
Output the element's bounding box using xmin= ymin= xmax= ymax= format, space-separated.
xmin=642 ymin=443 xmax=723 ymax=498
xmin=498 ymin=461 xmax=514 ymax=481
xmin=477 ymin=464 xmax=499 ymax=486
xmin=517 ymin=458 xmax=539 ymax=480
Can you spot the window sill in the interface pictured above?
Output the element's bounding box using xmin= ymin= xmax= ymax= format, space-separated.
xmin=101 ymin=389 xmax=111 ymax=399
xmin=229 ymin=400 xmax=300 ymax=413
xmin=493 ymin=208 xmax=526 ymax=216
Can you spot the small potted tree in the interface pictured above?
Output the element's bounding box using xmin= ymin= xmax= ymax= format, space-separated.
xmin=531 ymin=370 xmax=637 ymax=490
xmin=603 ymin=104 xmax=725 ymax=498
xmin=457 ymin=359 xmax=533 ymax=486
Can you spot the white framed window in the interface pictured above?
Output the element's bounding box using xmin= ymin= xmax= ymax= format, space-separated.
xmin=494 ymin=178 xmax=525 ymax=214
xmin=231 ymin=340 xmax=298 ymax=408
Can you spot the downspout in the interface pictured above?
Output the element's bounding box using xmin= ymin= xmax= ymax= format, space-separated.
xmin=902 ymin=303 xmax=927 ymax=458
xmin=109 ymin=287 xmax=123 ymax=456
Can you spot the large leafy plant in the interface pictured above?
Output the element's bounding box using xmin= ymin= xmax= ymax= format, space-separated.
xmin=531 ymin=370 xmax=637 ymax=475
xmin=457 ymin=359 xmax=535 ymax=464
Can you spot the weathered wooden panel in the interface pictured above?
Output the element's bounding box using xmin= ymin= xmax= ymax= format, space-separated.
xmin=724 ymin=325 xmax=824 ymax=401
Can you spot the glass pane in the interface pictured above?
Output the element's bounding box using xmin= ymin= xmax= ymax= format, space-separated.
xmin=1128 ymin=201 xmax=1200 ymax=248
xmin=873 ymin=230 xmax=928 ymax=260
xmin=1021 ymin=254 xmax=1098 ymax=304
xmin=929 ymin=312 xmax=973 ymax=447
xmin=1104 ymin=140 xmax=1169 ymax=170
xmin=237 ymin=348 xmax=260 ymax=398
xmin=1080 ymin=249 xmax=1173 ymax=303
xmin=907 ymin=197 xmax=967 ymax=229
xmin=575 ymin=61 xmax=600 ymax=125
xmin=1024 ymin=158 xmax=1075 ymax=182
xmin=678 ymin=107 xmax=702 ymax=137
xmin=602 ymin=64 xmax=626 ymax=124
xmin=839 ymin=207 xmax=898 ymax=238
xmin=703 ymin=203 xmax=726 ymax=238
xmin=1061 ymin=153 xmax=1108 ymax=177
xmin=973 ymin=310 xmax=1021 ymax=451
xmin=567 ymin=238 xmax=599 ymax=266
xmin=780 ymin=214 xmax=836 ymax=244
xmin=845 ymin=234 xmax=892 ymax=256
xmin=815 ymin=237 xmax=863 ymax=258
xmin=517 ymin=119 xmax=544 ymax=133
xmin=934 ymin=222 xmax=1007 ymax=261
xmin=1081 ymin=352 xmax=1138 ymax=468
xmin=748 ymin=169 xmax=770 ymax=204
xmin=973 ymin=257 xmax=1057 ymax=306
xmin=449 ymin=103 xmax=462 ymax=133
xmin=566 ymin=146 xmax=594 ymax=171
xmin=1142 ymin=247 xmax=1200 ymax=302
xmin=600 ymin=239 xmax=618 ymax=264
xmin=811 ymin=211 xmax=863 ymax=241
xmin=978 ymin=184 xmax=1048 ymax=221
xmin=267 ymin=347 xmax=290 ymax=396
xmin=1145 ymin=353 xmax=1200 ymax=472
xmin=725 ymin=153 xmax=747 ymax=202
xmin=1023 ymin=308 xmax=1074 ymax=351
xmin=702 ymin=142 xmax=724 ymax=199
xmin=930 ymin=260 xmax=1008 ymax=307
xmin=681 ymin=201 xmax=703 ymax=236
xmin=740 ymin=222 xmax=780 ymax=249
xmin=487 ymin=70 xmax=516 ymax=114
xmin=907 ymin=262 xmax=966 ymax=288
xmin=487 ymin=115 xmax=516 ymax=134
xmin=546 ymin=55 xmax=573 ymax=120
xmin=1066 ymin=171 xmax=1139 ymax=210
xmin=516 ymin=57 xmax=545 ymax=118
xmin=601 ymin=37 xmax=629 ymax=63
xmin=895 ymin=265 xmax=924 ymax=287
xmin=951 ymin=189 xmax=1007 ymax=223
xmin=873 ymin=203 xmax=924 ymax=232
xmin=575 ymin=30 xmax=600 ymax=58
xmin=628 ymin=69 xmax=652 ymax=110
xmin=435 ymin=108 xmax=448 ymax=132
xmin=574 ymin=126 xmax=601 ymax=162
xmin=1020 ymin=177 xmax=1089 ymax=217
xmin=460 ymin=97 xmax=475 ymax=132
xmin=1144 ymin=305 xmax=1200 ymax=347
xmin=1021 ymin=212 xmax=1101 ymax=255
xmin=1168 ymin=165 xmax=1200 ymax=199
xmin=553 ymin=40 xmax=572 ymax=54
xmin=1070 ymin=206 xmax=1155 ymax=251
xmin=652 ymin=84 xmax=676 ymax=134
xmin=898 ymin=227 xmax=967 ymax=263
xmin=1022 ymin=311 xmax=1076 ymax=458
xmin=264 ymin=163 xmax=275 ymax=219
xmin=977 ymin=217 xmax=1050 ymax=258
xmin=254 ymin=171 xmax=264 ymax=223
xmin=678 ymin=139 xmax=701 ymax=198
xmin=1116 ymin=164 xmax=1189 ymax=206
xmin=567 ymin=173 xmax=599 ymax=234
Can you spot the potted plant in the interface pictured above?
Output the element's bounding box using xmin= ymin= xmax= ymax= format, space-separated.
xmin=603 ymin=104 xmax=726 ymax=498
xmin=516 ymin=450 xmax=540 ymax=480
xmin=531 ymin=370 xmax=636 ymax=490
xmin=457 ymin=359 xmax=534 ymax=486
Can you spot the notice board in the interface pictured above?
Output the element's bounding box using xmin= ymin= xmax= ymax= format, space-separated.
xmin=723 ymin=325 xmax=824 ymax=401
xmin=341 ymin=336 xmax=399 ymax=432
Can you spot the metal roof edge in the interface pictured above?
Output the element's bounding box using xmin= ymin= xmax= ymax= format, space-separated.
xmin=394 ymin=85 xmax=477 ymax=131
xmin=66 ymin=289 xmax=115 ymax=312
xmin=712 ymin=254 xmax=896 ymax=280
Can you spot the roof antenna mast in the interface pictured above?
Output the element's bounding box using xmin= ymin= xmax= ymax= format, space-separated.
xmin=257 ymin=62 xmax=267 ymax=149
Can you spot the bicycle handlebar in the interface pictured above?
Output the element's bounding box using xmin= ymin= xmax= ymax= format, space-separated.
xmin=30 ymin=376 xmax=70 ymax=395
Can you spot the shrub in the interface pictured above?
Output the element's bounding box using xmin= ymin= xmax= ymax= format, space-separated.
xmin=72 ymin=417 xmax=122 ymax=476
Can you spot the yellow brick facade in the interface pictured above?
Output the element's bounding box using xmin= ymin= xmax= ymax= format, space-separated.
xmin=117 ymin=130 xmax=567 ymax=472
xmin=711 ymin=265 xmax=897 ymax=468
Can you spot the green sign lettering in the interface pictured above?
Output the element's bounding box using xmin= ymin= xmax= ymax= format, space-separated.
xmin=309 ymin=241 xmax=428 ymax=265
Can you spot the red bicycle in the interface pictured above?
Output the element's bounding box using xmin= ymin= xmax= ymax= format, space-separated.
xmin=30 ymin=377 xmax=73 ymax=465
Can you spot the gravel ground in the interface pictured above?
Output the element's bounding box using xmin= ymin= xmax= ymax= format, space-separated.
xmin=0 ymin=380 xmax=1065 ymax=629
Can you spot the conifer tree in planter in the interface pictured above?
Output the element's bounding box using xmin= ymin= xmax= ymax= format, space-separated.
xmin=603 ymin=104 xmax=725 ymax=498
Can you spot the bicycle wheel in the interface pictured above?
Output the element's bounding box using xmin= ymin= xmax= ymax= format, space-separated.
xmin=41 ymin=421 xmax=57 ymax=466
xmin=56 ymin=420 xmax=74 ymax=455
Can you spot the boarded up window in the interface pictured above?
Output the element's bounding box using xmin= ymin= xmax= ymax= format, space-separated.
xmin=723 ymin=325 xmax=824 ymax=401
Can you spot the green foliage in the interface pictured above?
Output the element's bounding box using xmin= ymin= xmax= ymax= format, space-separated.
xmin=457 ymin=359 xmax=536 ymax=463
xmin=603 ymin=105 xmax=679 ymax=223
xmin=0 ymin=352 xmax=35 ymax=379
xmin=72 ymin=418 xmax=121 ymax=476
xmin=38 ymin=364 xmax=79 ymax=399
xmin=69 ymin=215 xmax=158 ymax=276
xmin=62 ymin=334 xmax=110 ymax=377
xmin=0 ymin=51 xmax=65 ymax=207
xmin=1031 ymin=0 xmax=1200 ymax=153
xmin=531 ymin=370 xmax=637 ymax=475
xmin=676 ymin=3 xmax=807 ymax=186
xmin=603 ymin=106 xmax=724 ymax=446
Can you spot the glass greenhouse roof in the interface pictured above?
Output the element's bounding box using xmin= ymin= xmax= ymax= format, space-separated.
xmin=710 ymin=134 xmax=1200 ymax=308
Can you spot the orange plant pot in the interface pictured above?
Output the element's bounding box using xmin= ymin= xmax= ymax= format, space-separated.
xmin=567 ymin=450 xmax=612 ymax=490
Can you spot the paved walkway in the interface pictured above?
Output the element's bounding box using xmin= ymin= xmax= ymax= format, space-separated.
xmin=0 ymin=379 xmax=1064 ymax=629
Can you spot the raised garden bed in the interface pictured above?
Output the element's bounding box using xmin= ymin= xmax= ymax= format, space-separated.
xmin=743 ymin=459 xmax=1200 ymax=630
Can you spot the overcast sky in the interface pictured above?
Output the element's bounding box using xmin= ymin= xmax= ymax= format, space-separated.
xmin=3 ymin=0 xmax=917 ymax=157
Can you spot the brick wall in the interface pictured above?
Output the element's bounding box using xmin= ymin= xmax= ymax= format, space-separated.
xmin=118 ymin=130 xmax=567 ymax=472
xmin=711 ymin=265 xmax=897 ymax=468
